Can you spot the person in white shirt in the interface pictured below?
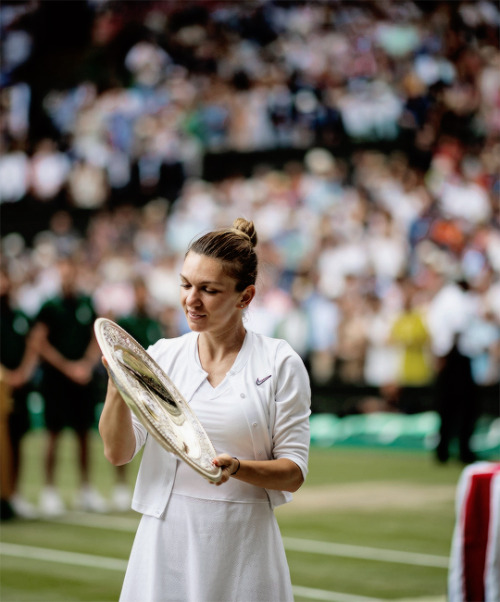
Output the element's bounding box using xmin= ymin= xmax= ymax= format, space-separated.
xmin=427 ymin=277 xmax=479 ymax=463
xmin=99 ymin=217 xmax=311 ymax=602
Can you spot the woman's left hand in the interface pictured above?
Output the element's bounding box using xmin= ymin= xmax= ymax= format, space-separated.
xmin=210 ymin=455 xmax=303 ymax=492
xmin=211 ymin=454 xmax=239 ymax=486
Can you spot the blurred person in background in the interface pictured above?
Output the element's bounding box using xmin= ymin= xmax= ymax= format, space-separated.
xmin=0 ymin=366 xmax=15 ymax=520
xmin=273 ymin=276 xmax=310 ymax=367
xmin=0 ymin=265 xmax=39 ymax=519
xmin=99 ymin=218 xmax=310 ymax=602
xmin=335 ymin=278 xmax=370 ymax=386
xmin=427 ymin=277 xmax=479 ymax=464
xmin=293 ymin=270 xmax=340 ymax=387
xmin=459 ymin=300 xmax=500 ymax=422
xmin=433 ymin=327 xmax=479 ymax=465
xmin=389 ymin=280 xmax=434 ymax=412
xmin=29 ymin=139 xmax=71 ymax=203
xmin=117 ymin=277 xmax=164 ymax=349
xmin=32 ymin=256 xmax=106 ymax=516
xmin=363 ymin=293 xmax=401 ymax=412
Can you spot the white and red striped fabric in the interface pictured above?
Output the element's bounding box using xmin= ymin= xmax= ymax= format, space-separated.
xmin=449 ymin=462 xmax=500 ymax=602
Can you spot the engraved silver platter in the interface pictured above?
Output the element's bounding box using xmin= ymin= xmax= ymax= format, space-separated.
xmin=94 ymin=318 xmax=222 ymax=483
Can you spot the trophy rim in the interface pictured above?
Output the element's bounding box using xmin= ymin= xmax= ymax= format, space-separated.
xmin=94 ymin=317 xmax=222 ymax=483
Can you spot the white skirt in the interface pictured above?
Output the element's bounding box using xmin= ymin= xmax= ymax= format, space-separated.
xmin=120 ymin=493 xmax=293 ymax=602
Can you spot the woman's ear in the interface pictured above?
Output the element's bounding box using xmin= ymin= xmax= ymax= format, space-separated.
xmin=239 ymin=285 xmax=256 ymax=308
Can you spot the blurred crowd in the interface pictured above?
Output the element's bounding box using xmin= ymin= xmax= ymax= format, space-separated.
xmin=2 ymin=0 xmax=500 ymax=199
xmin=4 ymin=148 xmax=499 ymax=400
xmin=1 ymin=0 xmax=499 ymax=394
xmin=1 ymin=0 xmax=499 ymax=518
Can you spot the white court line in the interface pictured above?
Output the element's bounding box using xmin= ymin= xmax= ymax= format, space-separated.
xmin=0 ymin=542 xmax=127 ymax=572
xmin=0 ymin=542 xmax=446 ymax=602
xmin=282 ymin=537 xmax=449 ymax=569
xmin=1 ymin=542 xmax=380 ymax=602
xmin=1 ymin=543 xmax=382 ymax=602
xmin=293 ymin=585 xmax=383 ymax=602
xmin=57 ymin=512 xmax=138 ymax=531
xmin=53 ymin=513 xmax=450 ymax=569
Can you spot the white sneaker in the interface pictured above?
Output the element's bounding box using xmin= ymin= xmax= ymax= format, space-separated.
xmin=11 ymin=494 xmax=38 ymax=519
xmin=39 ymin=487 xmax=66 ymax=517
xmin=113 ymin=484 xmax=132 ymax=512
xmin=74 ymin=485 xmax=108 ymax=513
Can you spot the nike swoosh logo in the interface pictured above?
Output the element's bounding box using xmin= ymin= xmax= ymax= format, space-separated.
xmin=256 ymin=375 xmax=272 ymax=386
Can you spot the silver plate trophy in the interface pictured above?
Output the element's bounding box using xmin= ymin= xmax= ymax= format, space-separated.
xmin=94 ymin=318 xmax=222 ymax=483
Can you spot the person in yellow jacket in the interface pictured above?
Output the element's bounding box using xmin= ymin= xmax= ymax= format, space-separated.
xmin=390 ymin=283 xmax=434 ymax=408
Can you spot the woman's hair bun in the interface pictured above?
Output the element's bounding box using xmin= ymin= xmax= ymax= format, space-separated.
xmin=232 ymin=217 xmax=258 ymax=248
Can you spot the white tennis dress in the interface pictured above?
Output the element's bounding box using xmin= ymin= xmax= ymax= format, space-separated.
xmin=119 ymin=348 xmax=295 ymax=602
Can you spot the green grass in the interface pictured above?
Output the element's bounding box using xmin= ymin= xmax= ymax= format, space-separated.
xmin=0 ymin=430 xmax=469 ymax=601
xmin=279 ymin=447 xmax=464 ymax=600
xmin=306 ymin=446 xmax=463 ymax=486
xmin=1 ymin=556 xmax=126 ymax=602
xmin=281 ymin=506 xmax=453 ymax=600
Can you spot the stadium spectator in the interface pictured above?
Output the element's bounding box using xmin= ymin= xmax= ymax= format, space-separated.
xmin=391 ymin=283 xmax=433 ymax=378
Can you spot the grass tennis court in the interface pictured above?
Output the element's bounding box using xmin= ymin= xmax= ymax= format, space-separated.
xmin=0 ymin=429 xmax=474 ymax=601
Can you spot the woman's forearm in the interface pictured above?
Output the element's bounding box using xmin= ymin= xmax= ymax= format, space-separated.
xmin=213 ymin=456 xmax=304 ymax=492
xmin=98 ymin=379 xmax=136 ymax=466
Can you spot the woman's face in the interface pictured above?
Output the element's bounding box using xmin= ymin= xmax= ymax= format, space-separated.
xmin=180 ymin=252 xmax=247 ymax=335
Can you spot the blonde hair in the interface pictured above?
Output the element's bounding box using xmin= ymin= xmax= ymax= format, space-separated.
xmin=187 ymin=218 xmax=258 ymax=291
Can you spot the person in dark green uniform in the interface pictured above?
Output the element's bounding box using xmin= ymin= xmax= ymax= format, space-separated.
xmin=32 ymin=257 xmax=106 ymax=516
xmin=0 ymin=266 xmax=39 ymax=519
xmin=117 ymin=277 xmax=164 ymax=349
